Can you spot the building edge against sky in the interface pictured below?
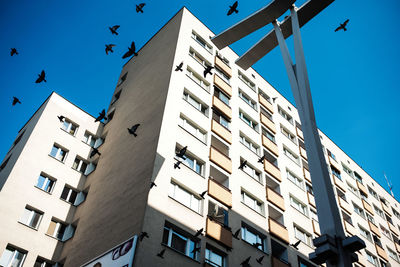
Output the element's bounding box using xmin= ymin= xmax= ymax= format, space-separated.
xmin=1 ymin=6 xmax=400 ymax=267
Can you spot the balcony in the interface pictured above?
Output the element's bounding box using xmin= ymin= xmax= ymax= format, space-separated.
xmin=333 ymin=175 xmax=346 ymax=192
xmin=258 ymin=94 xmax=274 ymax=114
xmin=296 ymin=127 xmax=304 ymax=140
xmin=262 ymin=135 xmax=279 ymax=157
xmin=299 ymin=146 xmax=307 ymax=160
xmin=211 ymin=119 xmax=232 ymax=144
xmin=395 ymin=242 xmax=400 ymax=253
xmin=210 ymin=146 xmax=232 ymax=174
xmin=362 ymin=199 xmax=374 ymax=215
xmin=307 ymin=192 xmax=316 ymax=208
xmin=212 ymin=95 xmax=231 ymax=119
xmin=338 ymin=197 xmax=352 ymax=215
xmin=328 ymin=157 xmax=341 ymax=172
xmin=264 ymin=160 xmax=281 ymax=182
xmin=214 ymin=74 xmax=232 ymax=97
xmin=215 ymin=56 xmax=232 ymax=77
xmin=312 ymin=220 xmax=321 ymax=236
xmin=381 ymin=203 xmax=392 ymax=216
xmin=303 ymin=167 xmax=311 ymax=183
xmin=356 ymin=180 xmax=368 ymax=196
xmin=388 ymin=222 xmax=399 ymax=236
xmin=266 ymin=187 xmax=285 ymax=211
xmin=375 ymin=244 xmax=388 ymax=262
xmin=260 ymin=113 xmax=276 ymax=134
xmin=368 ymin=221 xmax=381 ymax=237
xmin=271 ymin=256 xmax=290 ymax=267
xmin=208 ymin=178 xmax=232 ymax=208
xmin=343 ymin=220 xmax=356 ymax=236
xmin=206 ymin=217 xmax=232 ymax=248
xmin=269 ymin=218 xmax=289 ymax=244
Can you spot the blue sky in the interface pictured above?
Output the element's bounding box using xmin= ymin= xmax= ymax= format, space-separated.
xmin=0 ymin=0 xmax=399 ymax=199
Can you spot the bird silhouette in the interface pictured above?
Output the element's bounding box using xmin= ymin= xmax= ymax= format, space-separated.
xmin=232 ymin=228 xmax=241 ymax=239
xmin=227 ymin=1 xmax=239 ymax=16
xmin=272 ymin=97 xmax=277 ymax=102
xmin=241 ymin=256 xmax=251 ymax=267
xmin=291 ymin=239 xmax=301 ymax=250
xmin=194 ymin=228 xmax=203 ymax=237
xmin=35 ymin=70 xmax=46 ymax=83
xmin=176 ymin=146 xmax=187 ymax=159
xmin=12 ymin=97 xmax=21 ymax=106
xmin=95 ymin=109 xmax=107 ymax=122
xmin=150 ymin=182 xmax=157 ymax=189
xmin=157 ymin=248 xmax=165 ymax=258
xmin=57 ymin=115 xmax=65 ymax=122
xmin=122 ymin=41 xmax=138 ymax=59
xmin=256 ymin=255 xmax=264 ymax=264
xmin=10 ymin=48 xmax=18 ymax=56
xmin=139 ymin=231 xmax=149 ymax=241
xmin=238 ymin=160 xmax=247 ymax=170
xmin=105 ymin=44 xmax=116 ymax=55
xmin=203 ymin=65 xmax=214 ymax=78
xmin=127 ymin=124 xmax=140 ymax=136
xmin=109 ymin=25 xmax=120 ymax=35
xmin=174 ymin=160 xmax=182 ymax=169
xmin=257 ymin=155 xmax=265 ymax=163
xmin=90 ymin=148 xmax=101 ymax=158
xmin=175 ymin=62 xmax=183 ymax=72
xmin=335 ymin=19 xmax=349 ymax=32
xmin=136 ymin=3 xmax=146 ymax=13
xmin=191 ymin=246 xmax=200 ymax=254
xmin=199 ymin=190 xmax=207 ymax=199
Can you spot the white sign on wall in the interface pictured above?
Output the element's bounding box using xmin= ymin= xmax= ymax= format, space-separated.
xmin=81 ymin=235 xmax=138 ymax=267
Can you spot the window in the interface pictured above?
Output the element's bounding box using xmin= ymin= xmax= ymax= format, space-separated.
xmin=366 ymin=213 xmax=375 ymax=224
xmin=214 ymin=88 xmax=230 ymax=106
xmin=111 ymin=89 xmax=122 ymax=105
xmin=0 ymin=246 xmax=26 ymax=267
xmin=331 ymin=166 xmax=341 ymax=179
xmin=186 ymin=67 xmax=210 ymax=91
xmin=259 ymin=90 xmax=271 ymax=103
xmin=241 ymin=190 xmax=264 ymax=214
xmin=392 ymin=208 xmax=400 ymax=220
xmin=359 ymin=225 xmax=372 ymax=242
xmin=347 ymin=183 xmax=359 ymax=197
xmin=354 ymin=171 xmax=363 ymax=184
xmin=46 ymin=219 xmax=67 ymax=240
xmin=189 ymin=47 xmax=211 ymax=68
xmin=281 ymin=125 xmax=296 ymax=144
xmin=83 ymin=131 xmax=96 ymax=147
xmin=365 ymin=251 xmax=378 ymax=266
xmin=294 ymin=225 xmax=312 ymax=246
xmin=262 ymin=127 xmax=276 ymax=143
xmin=0 ymin=155 xmax=11 ymax=171
xmin=61 ymin=119 xmax=78 ymax=136
xmin=183 ymin=90 xmax=209 ymax=116
xmin=117 ymin=72 xmax=127 ymax=86
xmin=169 ymin=182 xmax=201 ymax=213
xmin=283 ymin=146 xmax=300 ymax=165
xmin=34 ymin=257 xmax=55 ymax=267
xmin=20 ymin=206 xmax=43 ymax=229
xmin=216 ymin=52 xmax=230 ymax=66
xmin=380 ymin=225 xmax=391 ymax=239
xmin=238 ymin=71 xmax=255 ymax=91
xmin=353 ymin=203 xmax=366 ymax=219
xmin=162 ymin=223 xmax=200 ymax=260
xmin=241 ymin=224 xmax=267 ymax=252
xmin=278 ymin=106 xmax=293 ymax=125
xmin=239 ymin=89 xmax=257 ymax=110
xmin=310 ymin=209 xmax=318 ymax=221
xmin=290 ymin=195 xmax=308 ymax=216
xmin=374 ymin=205 xmax=385 ymax=218
xmin=181 ymin=152 xmax=204 ymax=176
xmin=286 ymin=169 xmax=304 ymax=190
xmin=239 ymin=133 xmax=260 ymax=155
xmin=342 ymin=164 xmax=353 ymax=178
xmin=72 ymin=157 xmax=87 ymax=173
xmin=191 ymin=31 xmax=212 ymax=53
xmin=205 ymin=246 xmax=226 ymax=267
xmin=213 ymin=111 xmax=230 ymax=130
xmin=35 ymin=173 xmax=55 ymax=193
xmin=241 ymin=159 xmax=262 ymax=183
xmin=387 ymin=247 xmax=399 ymax=262
xmin=306 ymin=183 xmax=314 ymax=195
xmin=61 ymin=186 xmax=78 ymax=204
xmin=368 ymin=186 xmax=378 ymax=200
xmin=49 ymin=144 xmax=67 ymax=162
xmin=215 ymin=66 xmax=230 ymax=84
xmin=327 ymin=149 xmax=337 ymax=161
xmin=179 ymin=115 xmax=207 ymax=143
xmin=239 ymin=110 xmax=258 ymax=132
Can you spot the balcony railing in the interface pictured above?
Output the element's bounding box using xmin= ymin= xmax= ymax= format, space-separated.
xmin=356 ymin=180 xmax=368 ymax=196
xmin=312 ymin=220 xmax=321 ymax=236
xmin=333 ymin=175 xmax=346 ymax=192
xmin=307 ymin=192 xmax=316 ymax=208
xmin=271 ymin=256 xmax=290 ymax=267
xmin=299 ymin=146 xmax=307 ymax=160
xmin=208 ymin=178 xmax=232 ymax=208
xmin=211 ymin=119 xmax=232 ymax=144
xmin=361 ymin=199 xmax=374 ymax=215
xmin=268 ymin=217 xmax=289 ymax=244
xmin=343 ymin=220 xmax=356 ymax=236
xmin=375 ymin=244 xmax=388 ymax=262
xmin=215 ymin=56 xmax=232 ymax=77
xmin=266 ymin=187 xmax=285 ymax=211
xmin=296 ymin=126 xmax=304 ymax=140
xmin=303 ymin=167 xmax=311 ymax=183
xmin=210 ymin=146 xmax=232 ymax=174
xmin=214 ymin=74 xmax=232 ymax=97
xmin=338 ymin=197 xmax=352 ymax=215
xmin=260 ymin=113 xmax=276 ymax=134
xmin=258 ymin=94 xmax=274 ymax=114
xmin=388 ymin=222 xmax=399 ymax=236
xmin=212 ymin=95 xmax=232 ymax=119
xmin=381 ymin=202 xmax=392 ymax=216
xmin=262 ymin=135 xmax=279 ymax=157
xmin=206 ymin=217 xmax=232 ymax=248
xmin=368 ymin=221 xmax=381 ymax=238
xmin=263 ymin=160 xmax=281 ymax=182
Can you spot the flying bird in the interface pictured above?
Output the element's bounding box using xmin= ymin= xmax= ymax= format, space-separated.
xmin=139 ymin=231 xmax=149 ymax=241
xmin=157 ymin=248 xmax=165 ymax=258
xmin=199 ymin=190 xmax=207 ymax=199
xmin=203 ymin=65 xmax=214 ymax=78
xmin=291 ymin=239 xmax=301 ymax=250
xmin=232 ymin=228 xmax=240 ymax=239
xmin=136 ymin=3 xmax=146 ymax=13
xmin=122 ymin=41 xmax=138 ymax=59
xmin=176 ymin=146 xmax=187 ymax=159
xmin=272 ymin=97 xmax=277 ymax=102
xmin=90 ymin=148 xmax=101 ymax=158
xmin=238 ymin=160 xmax=247 ymax=170
xmin=194 ymin=228 xmax=203 ymax=237
xmin=240 ymin=256 xmax=251 ymax=267
xmin=227 ymin=1 xmax=239 ymax=16
xmin=12 ymin=97 xmax=21 ymax=106
xmin=10 ymin=48 xmax=18 ymax=56
xmin=150 ymin=182 xmax=157 ymax=189
xmin=35 ymin=70 xmax=46 ymax=83
xmin=335 ymin=19 xmax=349 ymax=32
xmin=256 ymin=255 xmax=264 ymax=264
xmin=109 ymin=25 xmax=120 ymax=35
xmin=95 ymin=109 xmax=107 ymax=122
xmin=257 ymin=155 xmax=265 ymax=163
xmin=174 ymin=160 xmax=182 ymax=169
xmin=57 ymin=115 xmax=65 ymax=122
xmin=127 ymin=124 xmax=140 ymax=136
xmin=105 ymin=44 xmax=116 ymax=55
xmin=175 ymin=62 xmax=183 ymax=72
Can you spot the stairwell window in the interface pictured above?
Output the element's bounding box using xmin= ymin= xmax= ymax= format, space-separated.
xmin=162 ymin=223 xmax=200 ymax=260
xmin=61 ymin=119 xmax=78 ymax=136
xmin=35 ymin=173 xmax=56 ymax=193
xmin=169 ymin=181 xmax=202 ymax=213
xmin=19 ymin=206 xmax=43 ymax=229
xmin=191 ymin=31 xmax=212 ymax=54
xmin=49 ymin=144 xmax=68 ymax=162
xmin=183 ymin=90 xmax=209 ymax=116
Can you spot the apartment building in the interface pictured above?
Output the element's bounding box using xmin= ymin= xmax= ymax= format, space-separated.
xmin=1 ymin=7 xmax=399 ymax=267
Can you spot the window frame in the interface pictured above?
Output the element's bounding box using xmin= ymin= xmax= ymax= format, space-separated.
xmin=162 ymin=224 xmax=200 ymax=260
xmin=294 ymin=225 xmax=313 ymax=246
xmin=169 ymin=181 xmax=202 ymax=214
xmin=60 ymin=119 xmax=78 ymax=136
xmin=49 ymin=144 xmax=68 ymax=162
xmin=241 ymin=224 xmax=267 ymax=253
xmin=183 ymin=90 xmax=209 ymax=117
xmin=191 ymin=31 xmax=213 ymax=54
xmin=35 ymin=173 xmax=56 ymax=194
xmin=290 ymin=195 xmax=308 ymax=217
xmin=0 ymin=246 xmax=27 ymax=267
xmin=19 ymin=206 xmax=43 ymax=229
xmin=241 ymin=190 xmax=264 ymax=215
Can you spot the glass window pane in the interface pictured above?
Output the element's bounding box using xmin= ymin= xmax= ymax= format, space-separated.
xmin=50 ymin=146 xmax=58 ymax=157
xmin=36 ymin=175 xmax=46 ymax=189
xmin=171 ymin=232 xmax=186 ymax=253
xmin=30 ymin=212 xmax=42 ymax=228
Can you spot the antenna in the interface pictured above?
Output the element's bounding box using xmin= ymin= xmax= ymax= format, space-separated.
xmin=384 ymin=172 xmax=394 ymax=197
